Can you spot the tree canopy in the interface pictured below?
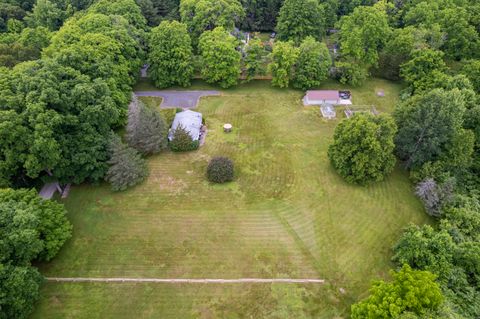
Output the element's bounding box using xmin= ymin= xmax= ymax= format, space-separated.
xmin=275 ymin=0 xmax=325 ymax=45
xmin=180 ymin=0 xmax=244 ymax=47
xmin=148 ymin=20 xmax=194 ymax=88
xmin=198 ymin=26 xmax=241 ymax=88
xmin=351 ymin=264 xmax=444 ymax=318
xmin=268 ymin=41 xmax=298 ymax=88
xmin=293 ymin=36 xmax=331 ymax=90
xmin=328 ymin=113 xmax=397 ymax=185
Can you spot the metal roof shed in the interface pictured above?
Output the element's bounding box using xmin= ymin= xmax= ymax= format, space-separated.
xmin=168 ymin=110 xmax=203 ymax=141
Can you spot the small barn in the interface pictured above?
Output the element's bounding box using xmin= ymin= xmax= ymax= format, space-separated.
xmin=303 ymin=90 xmax=352 ymax=106
xmin=168 ymin=110 xmax=203 ymax=141
xmin=304 ymin=90 xmax=340 ymax=105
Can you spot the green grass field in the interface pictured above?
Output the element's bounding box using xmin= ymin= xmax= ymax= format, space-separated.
xmin=31 ymin=79 xmax=429 ymax=318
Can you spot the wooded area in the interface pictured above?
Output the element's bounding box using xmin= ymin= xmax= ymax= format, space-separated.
xmin=0 ymin=0 xmax=479 ymax=318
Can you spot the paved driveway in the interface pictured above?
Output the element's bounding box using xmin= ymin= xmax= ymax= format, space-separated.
xmin=135 ymin=90 xmax=220 ymax=109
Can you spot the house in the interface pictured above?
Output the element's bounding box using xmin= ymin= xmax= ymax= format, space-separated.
xmin=303 ymin=90 xmax=352 ymax=106
xmin=168 ymin=110 xmax=203 ymax=141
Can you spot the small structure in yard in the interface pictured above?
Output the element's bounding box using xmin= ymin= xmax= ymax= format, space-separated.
xmin=168 ymin=110 xmax=203 ymax=141
xmin=39 ymin=182 xmax=71 ymax=199
xmin=320 ymin=105 xmax=336 ymax=119
xmin=377 ymin=89 xmax=385 ymax=97
xmin=344 ymin=105 xmax=379 ymax=119
xmin=303 ymin=90 xmax=352 ymax=106
xmin=223 ymin=123 xmax=233 ymax=132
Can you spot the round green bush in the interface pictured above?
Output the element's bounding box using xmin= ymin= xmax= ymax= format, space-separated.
xmin=207 ymin=157 xmax=234 ymax=183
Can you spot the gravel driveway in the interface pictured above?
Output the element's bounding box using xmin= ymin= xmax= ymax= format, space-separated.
xmin=135 ymin=90 xmax=220 ymax=109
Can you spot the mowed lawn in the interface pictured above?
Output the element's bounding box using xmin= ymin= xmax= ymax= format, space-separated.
xmin=31 ymin=79 xmax=429 ymax=318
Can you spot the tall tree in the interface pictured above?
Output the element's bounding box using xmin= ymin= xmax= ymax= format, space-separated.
xmin=105 ymin=134 xmax=148 ymax=191
xmin=89 ymin=0 xmax=147 ymax=30
xmin=239 ymin=0 xmax=283 ymax=31
xmin=328 ymin=113 xmax=397 ymax=185
xmin=394 ymin=89 xmax=466 ymax=170
xmin=0 ymin=188 xmax=72 ymax=262
xmin=0 ymin=264 xmax=42 ymax=319
xmin=243 ymin=38 xmax=267 ymax=81
xmin=337 ymin=0 xmax=391 ymax=68
xmin=198 ymin=26 xmax=241 ymax=88
xmin=351 ymin=264 xmax=444 ymax=318
xmin=148 ymin=20 xmax=194 ymax=88
xmin=268 ymin=40 xmax=298 ymax=88
xmin=293 ymin=36 xmax=332 ymax=90
xmin=400 ymin=49 xmax=447 ymax=92
xmin=126 ymin=97 xmax=168 ymax=155
xmin=25 ymin=0 xmax=65 ymax=31
xmin=275 ymin=0 xmax=325 ymax=44
xmin=180 ymin=0 xmax=244 ymax=47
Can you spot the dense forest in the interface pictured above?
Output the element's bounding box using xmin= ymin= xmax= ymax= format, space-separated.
xmin=0 ymin=0 xmax=479 ymax=318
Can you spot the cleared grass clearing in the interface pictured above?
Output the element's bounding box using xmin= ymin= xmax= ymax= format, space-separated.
xmin=32 ymin=79 xmax=429 ymax=318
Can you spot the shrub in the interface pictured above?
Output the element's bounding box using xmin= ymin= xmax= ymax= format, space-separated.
xmin=105 ymin=134 xmax=148 ymax=191
xmin=169 ymin=125 xmax=199 ymax=152
xmin=207 ymin=157 xmax=234 ymax=183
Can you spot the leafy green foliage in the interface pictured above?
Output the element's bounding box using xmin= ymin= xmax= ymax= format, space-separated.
xmin=180 ymin=0 xmax=244 ymax=47
xmin=126 ymin=98 xmax=168 ymax=155
xmin=351 ymin=264 xmax=444 ymax=318
xmin=400 ymin=49 xmax=447 ymax=93
xmin=275 ymin=0 xmax=325 ymax=45
xmin=394 ymin=89 xmax=467 ymax=170
xmin=0 ymin=2 xmax=145 ymax=186
xmin=243 ymin=38 xmax=267 ymax=81
xmin=462 ymin=60 xmax=480 ymax=93
xmin=105 ymin=134 xmax=148 ymax=191
xmin=268 ymin=41 xmax=298 ymax=88
xmin=148 ymin=20 xmax=194 ymax=88
xmin=337 ymin=1 xmax=391 ymax=68
xmin=0 ymin=187 xmax=71 ymax=318
xmin=199 ymin=27 xmax=241 ymax=88
xmin=89 ymin=0 xmax=147 ymax=30
xmin=293 ymin=36 xmax=331 ymax=90
xmin=335 ymin=59 xmax=369 ymax=86
xmin=25 ymin=0 xmax=66 ymax=31
xmin=207 ymin=156 xmax=234 ymax=183
xmin=328 ymin=114 xmax=397 ymax=185
xmin=393 ymin=225 xmax=456 ymax=281
xmin=0 ymin=264 xmax=42 ymax=319
xmin=169 ymin=124 xmax=199 ymax=152
xmin=239 ymin=0 xmax=282 ymax=31
xmin=0 ymin=188 xmax=72 ymax=262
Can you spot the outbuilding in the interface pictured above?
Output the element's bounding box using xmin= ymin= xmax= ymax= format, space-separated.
xmin=168 ymin=110 xmax=203 ymax=141
xmin=303 ymin=90 xmax=352 ymax=106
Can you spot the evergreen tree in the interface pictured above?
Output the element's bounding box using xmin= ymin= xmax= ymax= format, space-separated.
xmin=105 ymin=134 xmax=148 ymax=191
xmin=126 ymin=97 xmax=168 ymax=155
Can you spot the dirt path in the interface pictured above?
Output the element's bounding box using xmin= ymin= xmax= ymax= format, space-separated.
xmin=46 ymin=277 xmax=325 ymax=284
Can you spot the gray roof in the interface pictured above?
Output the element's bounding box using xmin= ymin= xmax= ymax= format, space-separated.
xmin=168 ymin=110 xmax=203 ymax=141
